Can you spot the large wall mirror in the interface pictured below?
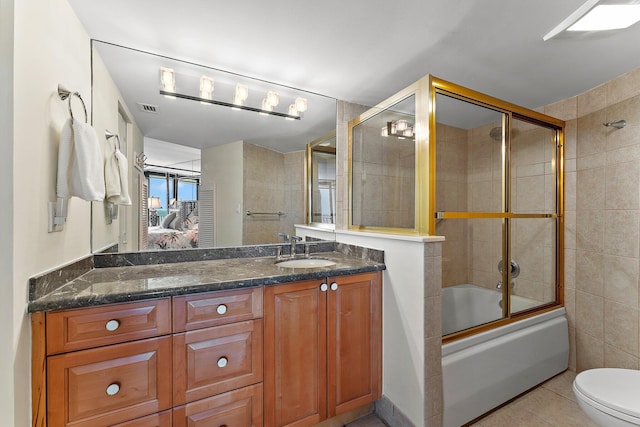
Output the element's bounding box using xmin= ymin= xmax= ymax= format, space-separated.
xmin=91 ymin=40 xmax=337 ymax=253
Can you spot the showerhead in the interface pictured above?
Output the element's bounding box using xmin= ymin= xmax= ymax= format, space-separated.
xmin=603 ymin=120 xmax=626 ymax=129
xmin=489 ymin=126 xmax=502 ymax=141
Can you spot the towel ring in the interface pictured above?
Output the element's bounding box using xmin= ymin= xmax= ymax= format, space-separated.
xmin=58 ymin=84 xmax=88 ymax=123
xmin=105 ymin=129 xmax=121 ymax=151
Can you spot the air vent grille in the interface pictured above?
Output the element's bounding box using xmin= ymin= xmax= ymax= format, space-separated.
xmin=137 ymin=103 xmax=159 ymax=113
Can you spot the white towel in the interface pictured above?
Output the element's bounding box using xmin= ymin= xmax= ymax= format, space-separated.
xmin=56 ymin=119 xmax=106 ymax=201
xmin=104 ymin=142 xmax=132 ymax=205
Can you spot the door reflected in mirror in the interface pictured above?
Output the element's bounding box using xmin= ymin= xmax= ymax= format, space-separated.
xmin=90 ymin=40 xmax=337 ymax=253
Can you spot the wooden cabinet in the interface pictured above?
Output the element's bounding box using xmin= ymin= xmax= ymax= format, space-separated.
xmin=263 ymin=271 xmax=382 ymax=427
xmin=35 ymin=287 xmax=264 ymax=427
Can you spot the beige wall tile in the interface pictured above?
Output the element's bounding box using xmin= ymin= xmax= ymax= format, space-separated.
xmin=577 ymin=83 xmax=607 ymax=117
xmin=576 ymin=331 xmax=604 ymax=372
xmin=604 ymin=210 xmax=639 ymax=258
xmin=576 ymin=290 xmax=604 ymax=340
xmin=603 ymin=255 xmax=639 ymax=307
xmin=604 ymin=300 xmax=639 ymax=357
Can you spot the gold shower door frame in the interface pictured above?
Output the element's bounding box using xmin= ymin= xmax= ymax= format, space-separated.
xmin=429 ymin=76 xmax=566 ymax=343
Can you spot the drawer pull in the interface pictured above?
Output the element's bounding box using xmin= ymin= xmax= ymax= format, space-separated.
xmin=216 ymin=304 xmax=228 ymax=315
xmin=105 ymin=319 xmax=120 ymax=332
xmin=320 ymin=283 xmax=328 ymax=292
xmin=105 ymin=383 xmax=120 ymax=396
xmin=217 ymin=357 xmax=228 ymax=368
xmin=330 ymin=282 xmax=338 ymax=291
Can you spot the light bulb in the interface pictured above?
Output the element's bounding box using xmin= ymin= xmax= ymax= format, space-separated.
xmin=266 ymin=91 xmax=279 ymax=107
xmin=234 ymin=84 xmax=249 ymax=105
xmin=294 ymin=97 xmax=307 ymax=112
xmin=199 ymin=75 xmax=214 ymax=100
xmin=395 ymin=120 xmax=408 ymax=132
xmin=160 ymin=67 xmax=175 ymax=92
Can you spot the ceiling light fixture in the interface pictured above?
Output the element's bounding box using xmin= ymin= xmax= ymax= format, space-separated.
xmin=568 ymin=4 xmax=640 ymax=31
xmin=286 ymin=104 xmax=299 ymax=120
xmin=543 ymin=0 xmax=640 ymax=40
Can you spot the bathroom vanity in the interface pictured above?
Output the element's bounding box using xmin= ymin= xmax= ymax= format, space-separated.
xmin=29 ymin=243 xmax=384 ymax=427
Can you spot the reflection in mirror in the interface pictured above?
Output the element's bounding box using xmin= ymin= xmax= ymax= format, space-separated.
xmin=90 ymin=41 xmax=337 ymax=253
xmin=351 ymin=95 xmax=416 ymax=230
xmin=307 ymin=131 xmax=336 ymax=227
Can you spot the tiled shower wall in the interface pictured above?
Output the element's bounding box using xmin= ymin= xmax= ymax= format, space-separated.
xmin=242 ymin=143 xmax=305 ymax=244
xmin=551 ymin=67 xmax=640 ymax=372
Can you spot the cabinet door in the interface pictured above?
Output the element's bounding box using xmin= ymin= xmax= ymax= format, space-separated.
xmin=47 ymin=336 xmax=172 ymax=427
xmin=173 ymin=319 xmax=263 ymax=405
xmin=264 ymin=280 xmax=327 ymax=427
xmin=327 ymin=272 xmax=382 ymax=417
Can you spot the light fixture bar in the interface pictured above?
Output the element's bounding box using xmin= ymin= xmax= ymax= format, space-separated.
xmin=160 ymin=90 xmax=301 ymax=120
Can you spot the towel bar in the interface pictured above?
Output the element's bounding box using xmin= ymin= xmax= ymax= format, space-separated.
xmin=246 ymin=210 xmax=285 ymax=216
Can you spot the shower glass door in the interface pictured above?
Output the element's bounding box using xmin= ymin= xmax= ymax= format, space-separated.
xmin=433 ymin=79 xmax=564 ymax=340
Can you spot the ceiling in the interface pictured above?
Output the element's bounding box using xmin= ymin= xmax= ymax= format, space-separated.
xmin=69 ymin=0 xmax=640 ymax=159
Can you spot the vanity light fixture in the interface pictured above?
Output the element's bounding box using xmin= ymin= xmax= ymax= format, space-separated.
xmin=381 ymin=120 xmax=415 ymax=139
xmin=199 ymin=75 xmax=214 ymax=101
xmin=160 ymin=67 xmax=176 ymax=96
xmin=158 ymin=72 xmax=302 ymax=120
xmin=543 ymin=0 xmax=640 ymax=40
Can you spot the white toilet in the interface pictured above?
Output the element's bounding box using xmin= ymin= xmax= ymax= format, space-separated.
xmin=573 ymin=368 xmax=640 ymax=427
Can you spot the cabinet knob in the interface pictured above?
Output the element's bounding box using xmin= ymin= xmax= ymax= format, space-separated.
xmin=216 ymin=304 xmax=228 ymax=315
xmin=330 ymin=282 xmax=338 ymax=291
xmin=105 ymin=319 xmax=120 ymax=332
xmin=217 ymin=357 xmax=228 ymax=368
xmin=105 ymin=383 xmax=120 ymax=396
xmin=320 ymin=283 xmax=328 ymax=292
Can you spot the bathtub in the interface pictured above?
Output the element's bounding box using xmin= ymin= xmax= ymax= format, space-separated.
xmin=441 ymin=284 xmax=569 ymax=427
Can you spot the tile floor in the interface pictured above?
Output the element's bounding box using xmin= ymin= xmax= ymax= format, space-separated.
xmin=346 ymin=370 xmax=598 ymax=427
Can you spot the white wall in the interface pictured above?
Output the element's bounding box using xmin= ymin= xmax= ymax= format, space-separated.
xmin=334 ymin=231 xmax=429 ymax=426
xmin=201 ymin=140 xmax=243 ymax=246
xmin=91 ymin=49 xmax=144 ymax=253
xmin=0 ymin=0 xmax=15 ymax=425
xmin=6 ymin=0 xmax=93 ymax=425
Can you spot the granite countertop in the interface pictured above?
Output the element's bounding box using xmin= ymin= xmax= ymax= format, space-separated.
xmin=28 ymin=251 xmax=385 ymax=313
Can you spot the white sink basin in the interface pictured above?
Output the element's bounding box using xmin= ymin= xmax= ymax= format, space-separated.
xmin=275 ymin=258 xmax=336 ymax=268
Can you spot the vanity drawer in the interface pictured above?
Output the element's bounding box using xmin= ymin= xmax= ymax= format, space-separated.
xmin=46 ymin=298 xmax=171 ymax=354
xmin=173 ymin=287 xmax=263 ymax=332
xmin=47 ymin=336 xmax=172 ymax=427
xmin=173 ymin=319 xmax=263 ymax=405
xmin=111 ymin=410 xmax=172 ymax=427
xmin=173 ymin=383 xmax=263 ymax=427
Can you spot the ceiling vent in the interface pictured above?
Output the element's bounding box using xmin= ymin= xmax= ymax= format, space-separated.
xmin=137 ymin=102 xmax=159 ymax=113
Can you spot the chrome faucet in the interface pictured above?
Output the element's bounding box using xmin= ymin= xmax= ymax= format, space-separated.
xmin=290 ymin=236 xmax=302 ymax=257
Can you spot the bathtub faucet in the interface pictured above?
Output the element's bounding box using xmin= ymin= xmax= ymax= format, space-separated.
xmin=496 ymin=280 xmax=516 ymax=290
